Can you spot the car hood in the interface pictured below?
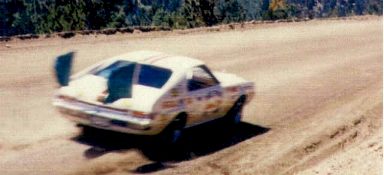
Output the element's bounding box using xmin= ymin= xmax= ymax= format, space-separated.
xmin=213 ymin=72 xmax=249 ymax=87
xmin=58 ymin=75 xmax=161 ymax=113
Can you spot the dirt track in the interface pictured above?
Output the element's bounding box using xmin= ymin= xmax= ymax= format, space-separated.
xmin=0 ymin=17 xmax=382 ymax=175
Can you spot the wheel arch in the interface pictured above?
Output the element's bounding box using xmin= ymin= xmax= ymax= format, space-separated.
xmin=237 ymin=94 xmax=247 ymax=104
xmin=171 ymin=112 xmax=188 ymax=128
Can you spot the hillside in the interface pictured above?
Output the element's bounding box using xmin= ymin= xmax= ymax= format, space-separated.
xmin=0 ymin=0 xmax=382 ymax=36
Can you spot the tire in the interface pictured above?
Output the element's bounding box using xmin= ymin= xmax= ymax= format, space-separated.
xmin=156 ymin=114 xmax=186 ymax=147
xmin=140 ymin=114 xmax=186 ymax=161
xmin=225 ymin=96 xmax=246 ymax=125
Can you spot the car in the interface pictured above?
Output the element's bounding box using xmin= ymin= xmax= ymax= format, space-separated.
xmin=53 ymin=50 xmax=255 ymax=144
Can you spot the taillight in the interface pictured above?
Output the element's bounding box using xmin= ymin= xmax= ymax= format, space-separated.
xmin=132 ymin=111 xmax=154 ymax=119
xmin=133 ymin=111 xmax=147 ymax=117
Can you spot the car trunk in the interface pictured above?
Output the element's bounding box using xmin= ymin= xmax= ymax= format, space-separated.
xmin=59 ymin=75 xmax=160 ymax=113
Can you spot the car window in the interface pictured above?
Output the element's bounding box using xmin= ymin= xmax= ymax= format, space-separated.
xmin=93 ymin=60 xmax=133 ymax=79
xmin=188 ymin=66 xmax=219 ymax=91
xmin=138 ymin=64 xmax=172 ymax=88
xmin=92 ymin=60 xmax=172 ymax=89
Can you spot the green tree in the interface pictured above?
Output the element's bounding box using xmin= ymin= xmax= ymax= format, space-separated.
xmin=1 ymin=0 xmax=383 ymax=36
xmin=199 ymin=0 xmax=219 ymax=26
xmin=172 ymin=0 xmax=205 ymax=28
xmin=108 ymin=5 xmax=128 ymax=28
xmin=217 ymin=0 xmax=246 ymax=24
xmin=237 ymin=0 xmax=263 ymax=20
xmin=152 ymin=8 xmax=172 ymax=27
xmin=54 ymin=0 xmax=87 ymax=31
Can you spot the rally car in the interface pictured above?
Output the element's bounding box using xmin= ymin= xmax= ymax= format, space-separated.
xmin=53 ymin=51 xmax=254 ymax=144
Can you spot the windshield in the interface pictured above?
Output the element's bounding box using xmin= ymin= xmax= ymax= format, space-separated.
xmin=92 ymin=60 xmax=172 ymax=89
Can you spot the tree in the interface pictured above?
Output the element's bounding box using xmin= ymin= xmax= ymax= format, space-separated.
xmin=237 ymin=0 xmax=263 ymax=20
xmin=217 ymin=0 xmax=246 ymax=24
xmin=262 ymin=0 xmax=289 ymax=20
xmin=174 ymin=0 xmax=203 ymax=28
xmin=54 ymin=0 xmax=87 ymax=31
xmin=1 ymin=0 xmax=382 ymax=36
xmin=152 ymin=8 xmax=172 ymax=27
xmin=198 ymin=0 xmax=219 ymax=26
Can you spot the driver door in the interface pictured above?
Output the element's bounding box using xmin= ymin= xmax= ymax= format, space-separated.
xmin=186 ymin=66 xmax=223 ymax=125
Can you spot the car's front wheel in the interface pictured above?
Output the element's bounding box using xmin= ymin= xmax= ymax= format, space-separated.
xmin=225 ymin=96 xmax=246 ymax=125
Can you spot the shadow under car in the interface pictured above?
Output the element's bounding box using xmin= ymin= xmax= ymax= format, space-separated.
xmin=72 ymin=118 xmax=270 ymax=172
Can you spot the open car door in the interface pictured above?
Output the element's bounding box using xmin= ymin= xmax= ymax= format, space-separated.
xmin=54 ymin=53 xmax=136 ymax=104
xmin=54 ymin=51 xmax=74 ymax=86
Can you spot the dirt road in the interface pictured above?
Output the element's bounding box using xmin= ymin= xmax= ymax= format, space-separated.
xmin=0 ymin=17 xmax=382 ymax=175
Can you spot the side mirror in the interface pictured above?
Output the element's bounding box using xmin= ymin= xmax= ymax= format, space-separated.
xmin=54 ymin=52 xmax=75 ymax=86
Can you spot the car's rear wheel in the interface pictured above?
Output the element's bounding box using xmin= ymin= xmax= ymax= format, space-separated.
xmin=140 ymin=115 xmax=186 ymax=161
xmin=156 ymin=114 xmax=186 ymax=147
xmin=225 ymin=96 xmax=246 ymax=125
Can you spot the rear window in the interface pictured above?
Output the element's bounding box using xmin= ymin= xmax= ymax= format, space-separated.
xmin=138 ymin=65 xmax=172 ymax=88
xmin=92 ymin=60 xmax=172 ymax=89
xmin=93 ymin=61 xmax=133 ymax=79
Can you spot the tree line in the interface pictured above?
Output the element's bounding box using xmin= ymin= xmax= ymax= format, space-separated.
xmin=0 ymin=0 xmax=382 ymax=36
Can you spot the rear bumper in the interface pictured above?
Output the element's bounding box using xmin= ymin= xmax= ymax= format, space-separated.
xmin=53 ymin=99 xmax=163 ymax=135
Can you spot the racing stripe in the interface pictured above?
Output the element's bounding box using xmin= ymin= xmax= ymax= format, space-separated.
xmin=142 ymin=54 xmax=168 ymax=63
xmin=148 ymin=55 xmax=172 ymax=64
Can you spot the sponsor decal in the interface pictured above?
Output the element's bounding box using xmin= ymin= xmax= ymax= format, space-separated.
xmin=186 ymin=98 xmax=193 ymax=105
xmin=240 ymin=85 xmax=254 ymax=92
xmin=162 ymin=101 xmax=179 ymax=108
xmin=159 ymin=114 xmax=167 ymax=122
xmin=171 ymin=84 xmax=183 ymax=97
xmin=178 ymin=99 xmax=185 ymax=105
xmin=204 ymin=100 xmax=222 ymax=111
xmin=205 ymin=103 xmax=218 ymax=110
xmin=206 ymin=90 xmax=222 ymax=99
xmin=171 ymin=88 xmax=179 ymax=97
xmin=226 ymin=87 xmax=239 ymax=93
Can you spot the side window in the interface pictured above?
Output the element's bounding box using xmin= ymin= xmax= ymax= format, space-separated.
xmin=188 ymin=66 xmax=219 ymax=91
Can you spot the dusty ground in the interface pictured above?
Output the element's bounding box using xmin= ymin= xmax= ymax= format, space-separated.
xmin=0 ymin=17 xmax=382 ymax=175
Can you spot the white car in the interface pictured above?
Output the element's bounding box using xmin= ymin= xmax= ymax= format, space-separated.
xmin=53 ymin=51 xmax=254 ymax=144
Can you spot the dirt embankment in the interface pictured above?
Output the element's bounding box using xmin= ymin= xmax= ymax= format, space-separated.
xmin=0 ymin=16 xmax=382 ymax=175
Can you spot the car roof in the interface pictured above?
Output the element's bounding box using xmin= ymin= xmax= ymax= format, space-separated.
xmin=109 ymin=51 xmax=204 ymax=72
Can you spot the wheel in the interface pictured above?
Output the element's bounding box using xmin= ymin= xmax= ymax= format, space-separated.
xmin=156 ymin=114 xmax=186 ymax=147
xmin=225 ymin=96 xmax=246 ymax=125
xmin=140 ymin=115 xmax=185 ymax=161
